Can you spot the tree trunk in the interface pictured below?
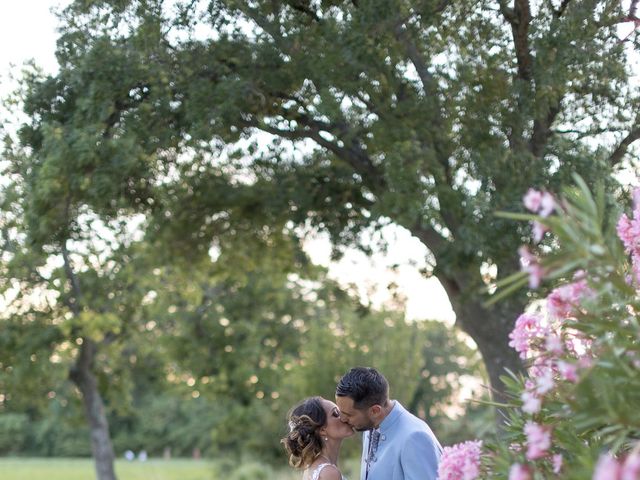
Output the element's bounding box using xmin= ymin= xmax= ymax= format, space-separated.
xmin=70 ymin=339 xmax=118 ymax=480
xmin=439 ymin=275 xmax=526 ymax=405
xmin=456 ymin=298 xmax=525 ymax=405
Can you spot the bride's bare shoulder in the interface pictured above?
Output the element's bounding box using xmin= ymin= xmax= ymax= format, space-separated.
xmin=318 ymin=465 xmax=342 ymax=480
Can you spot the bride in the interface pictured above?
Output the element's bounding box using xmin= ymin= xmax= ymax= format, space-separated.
xmin=282 ymin=396 xmax=355 ymax=480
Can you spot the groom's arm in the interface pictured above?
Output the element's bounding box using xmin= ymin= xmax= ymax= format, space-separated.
xmin=399 ymin=430 xmax=441 ymax=480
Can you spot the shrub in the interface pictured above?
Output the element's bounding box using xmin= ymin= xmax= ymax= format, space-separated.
xmin=228 ymin=461 xmax=274 ymax=480
xmin=439 ymin=178 xmax=640 ymax=479
xmin=0 ymin=413 xmax=28 ymax=454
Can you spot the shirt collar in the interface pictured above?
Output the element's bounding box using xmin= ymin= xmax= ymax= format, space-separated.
xmin=378 ymin=400 xmax=402 ymax=433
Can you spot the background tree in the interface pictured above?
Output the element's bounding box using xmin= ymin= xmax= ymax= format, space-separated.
xmin=0 ymin=124 xmax=319 ymax=480
xmin=19 ymin=0 xmax=637 ymax=406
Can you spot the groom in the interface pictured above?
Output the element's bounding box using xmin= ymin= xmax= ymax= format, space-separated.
xmin=335 ymin=367 xmax=442 ymax=480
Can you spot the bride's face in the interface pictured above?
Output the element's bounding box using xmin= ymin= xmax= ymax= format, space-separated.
xmin=320 ymin=398 xmax=355 ymax=440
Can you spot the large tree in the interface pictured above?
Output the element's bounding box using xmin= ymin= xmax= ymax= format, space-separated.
xmin=12 ymin=0 xmax=639 ymax=433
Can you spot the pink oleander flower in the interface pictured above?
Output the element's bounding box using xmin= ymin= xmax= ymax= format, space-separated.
xmin=521 ymin=390 xmax=542 ymax=414
xmin=553 ymin=454 xmax=563 ymax=474
xmin=563 ymin=330 xmax=593 ymax=356
xmin=547 ymin=280 xmax=591 ymax=319
xmin=632 ymin=254 xmax=640 ymax=285
xmin=532 ymin=221 xmax=548 ymax=243
xmin=529 ymin=356 xmax=546 ymax=378
xmin=632 ymin=188 xmax=640 ymax=209
xmin=528 ymin=264 xmax=544 ymax=289
xmin=593 ymin=452 xmax=622 ymax=480
xmin=519 ymin=245 xmax=537 ymax=264
xmin=518 ymin=246 xmax=544 ymax=289
xmin=523 ymin=189 xmax=555 ymax=217
xmin=577 ymin=355 xmax=594 ymax=370
xmin=539 ymin=192 xmax=556 ymax=217
xmin=558 ymin=360 xmax=579 ymax=383
xmin=524 ymin=421 xmax=552 ymax=460
xmin=509 ymin=463 xmax=532 ymax=480
xmin=617 ymin=212 xmax=640 ymax=256
xmin=622 ymin=449 xmax=640 ymax=480
xmin=534 ymin=363 xmax=555 ymax=395
xmin=509 ymin=313 xmax=544 ymax=359
xmin=438 ymin=440 xmax=483 ymax=480
xmin=545 ymin=334 xmax=564 ymax=356
xmin=524 ymin=189 xmax=543 ymax=213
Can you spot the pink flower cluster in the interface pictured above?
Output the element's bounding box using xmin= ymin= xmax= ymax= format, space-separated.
xmin=524 ymin=189 xmax=555 ymax=217
xmin=617 ymin=188 xmax=640 ymax=285
xmin=519 ymin=246 xmax=544 ymax=289
xmin=509 ymin=463 xmax=532 ymax=480
xmin=547 ymin=279 xmax=592 ymax=319
xmin=507 ymin=454 xmax=562 ymax=479
xmin=438 ymin=440 xmax=483 ymax=480
xmin=593 ymin=448 xmax=640 ymax=480
xmin=508 ymin=313 xmax=545 ymax=359
xmin=518 ymin=189 xmax=557 ymax=288
xmin=506 ymin=275 xmax=596 ymax=475
xmin=524 ymin=421 xmax=552 ymax=460
xmin=523 ymin=188 xmax=556 ymax=243
xmin=508 ymin=274 xmax=594 ymax=413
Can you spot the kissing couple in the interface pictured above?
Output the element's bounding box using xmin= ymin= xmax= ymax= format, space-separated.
xmin=282 ymin=366 xmax=442 ymax=480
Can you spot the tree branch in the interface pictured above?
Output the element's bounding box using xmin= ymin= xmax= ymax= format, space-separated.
xmin=498 ymin=0 xmax=516 ymax=24
xmin=552 ymin=126 xmax=622 ymax=139
xmin=609 ymin=125 xmax=640 ymax=166
xmin=529 ymin=103 xmax=562 ymax=157
xmin=61 ymin=197 xmax=82 ymax=317
xmin=550 ymin=0 xmax=572 ymax=18
xmin=61 ymin=241 xmax=82 ymax=317
xmin=244 ymin=115 xmax=385 ymax=192
xmin=409 ymin=221 xmax=448 ymax=257
xmin=392 ymin=17 xmax=436 ymax=96
xmin=499 ymin=0 xmax=534 ymax=81
xmin=512 ymin=0 xmax=534 ymax=82
xmin=284 ymin=0 xmax=321 ymax=22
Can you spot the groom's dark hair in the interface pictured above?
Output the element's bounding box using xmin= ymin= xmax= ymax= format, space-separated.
xmin=336 ymin=366 xmax=389 ymax=409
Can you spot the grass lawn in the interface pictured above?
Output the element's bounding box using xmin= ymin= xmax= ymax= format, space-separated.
xmin=0 ymin=457 xmax=358 ymax=479
xmin=0 ymin=458 xmax=221 ymax=480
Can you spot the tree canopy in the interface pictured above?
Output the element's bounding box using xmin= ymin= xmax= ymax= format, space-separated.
xmin=19 ymin=0 xmax=637 ymax=394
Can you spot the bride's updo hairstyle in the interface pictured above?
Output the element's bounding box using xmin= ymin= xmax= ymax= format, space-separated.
xmin=282 ymin=396 xmax=327 ymax=468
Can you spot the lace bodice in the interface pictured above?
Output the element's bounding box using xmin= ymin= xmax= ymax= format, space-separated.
xmin=305 ymin=463 xmax=346 ymax=480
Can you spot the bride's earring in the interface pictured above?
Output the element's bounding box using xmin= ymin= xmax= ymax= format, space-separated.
xmin=324 ymin=436 xmax=328 ymax=441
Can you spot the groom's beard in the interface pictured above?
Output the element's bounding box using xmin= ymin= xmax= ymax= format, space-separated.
xmin=354 ymin=420 xmax=376 ymax=432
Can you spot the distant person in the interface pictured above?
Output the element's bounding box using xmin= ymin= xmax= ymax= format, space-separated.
xmin=282 ymin=396 xmax=354 ymax=480
xmin=335 ymin=367 xmax=442 ymax=480
xmin=124 ymin=450 xmax=135 ymax=461
xmin=138 ymin=450 xmax=147 ymax=461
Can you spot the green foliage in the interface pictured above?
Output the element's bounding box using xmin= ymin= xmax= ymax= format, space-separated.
xmin=228 ymin=462 xmax=274 ymax=480
xmin=13 ymin=0 xmax=635 ymax=403
xmin=0 ymin=413 xmax=28 ymax=454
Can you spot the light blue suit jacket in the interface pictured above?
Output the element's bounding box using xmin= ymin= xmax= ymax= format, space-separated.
xmin=360 ymin=401 xmax=442 ymax=480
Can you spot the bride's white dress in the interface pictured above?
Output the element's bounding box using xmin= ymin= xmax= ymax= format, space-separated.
xmin=305 ymin=463 xmax=346 ymax=480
